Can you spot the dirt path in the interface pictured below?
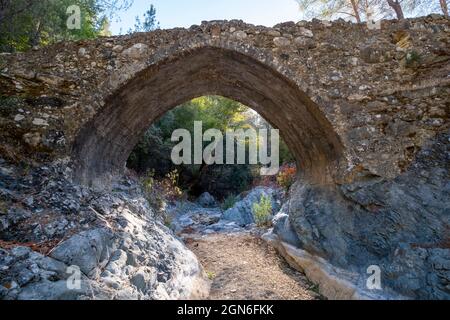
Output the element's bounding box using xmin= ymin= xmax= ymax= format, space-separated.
xmin=185 ymin=233 xmax=322 ymax=300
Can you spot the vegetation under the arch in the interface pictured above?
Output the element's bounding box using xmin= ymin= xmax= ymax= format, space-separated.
xmin=127 ymin=96 xmax=296 ymax=199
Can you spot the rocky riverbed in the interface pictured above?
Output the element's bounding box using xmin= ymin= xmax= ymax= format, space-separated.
xmin=0 ymin=158 xmax=209 ymax=300
xmin=1 ymin=144 xmax=448 ymax=300
xmin=166 ymin=189 xmax=322 ymax=300
xmin=0 ymin=156 xmax=323 ymax=301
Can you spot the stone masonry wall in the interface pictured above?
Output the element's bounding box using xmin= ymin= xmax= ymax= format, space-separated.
xmin=0 ymin=15 xmax=448 ymax=184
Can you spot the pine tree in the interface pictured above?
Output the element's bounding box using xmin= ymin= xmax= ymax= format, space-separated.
xmin=132 ymin=4 xmax=159 ymax=33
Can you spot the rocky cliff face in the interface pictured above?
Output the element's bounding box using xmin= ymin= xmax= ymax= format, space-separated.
xmin=268 ymin=130 xmax=449 ymax=299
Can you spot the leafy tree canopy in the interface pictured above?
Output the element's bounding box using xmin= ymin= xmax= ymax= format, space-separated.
xmin=127 ymin=96 xmax=295 ymax=198
xmin=0 ymin=0 xmax=135 ymax=52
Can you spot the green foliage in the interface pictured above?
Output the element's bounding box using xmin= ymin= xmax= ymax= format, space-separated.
xmin=128 ymin=96 xmax=256 ymax=198
xmin=279 ymin=139 xmax=295 ymax=164
xmin=127 ymin=126 xmax=173 ymax=175
xmin=0 ymin=0 xmax=133 ymax=52
xmin=140 ymin=169 xmax=182 ymax=228
xmin=141 ymin=169 xmax=165 ymax=210
xmin=222 ymin=194 xmax=238 ymax=210
xmin=405 ymin=50 xmax=421 ymax=68
xmin=158 ymin=96 xmax=247 ymax=138
xmin=196 ymin=164 xmax=254 ymax=199
xmin=130 ymin=4 xmax=159 ymax=33
xmin=141 ymin=169 xmax=183 ymax=209
xmin=128 ymin=95 xmax=295 ymax=199
xmin=297 ymin=0 xmax=360 ymax=21
xmin=164 ymin=170 xmax=183 ymax=199
xmin=206 ymin=271 xmax=216 ymax=280
xmin=252 ymin=195 xmax=273 ymax=227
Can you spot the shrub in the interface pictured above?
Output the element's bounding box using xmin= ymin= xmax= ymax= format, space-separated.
xmin=206 ymin=271 xmax=216 ymax=280
xmin=276 ymin=163 xmax=297 ymax=191
xmin=162 ymin=214 xmax=173 ymax=229
xmin=141 ymin=169 xmax=183 ymax=212
xmin=197 ymin=164 xmax=254 ymax=199
xmin=141 ymin=170 xmax=163 ymax=209
xmin=252 ymin=195 xmax=273 ymax=227
xmin=222 ymin=194 xmax=238 ymax=210
xmin=405 ymin=50 xmax=421 ymax=68
xmin=160 ymin=170 xmax=183 ymax=201
xmin=252 ymin=163 xmax=297 ymax=191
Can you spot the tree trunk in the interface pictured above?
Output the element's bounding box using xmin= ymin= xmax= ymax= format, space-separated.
xmin=350 ymin=0 xmax=362 ymax=23
xmin=440 ymin=0 xmax=449 ymax=17
xmin=28 ymin=20 xmax=41 ymax=48
xmin=387 ymin=0 xmax=405 ymax=20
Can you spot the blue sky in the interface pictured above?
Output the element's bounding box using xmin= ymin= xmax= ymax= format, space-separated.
xmin=110 ymin=0 xmax=302 ymax=35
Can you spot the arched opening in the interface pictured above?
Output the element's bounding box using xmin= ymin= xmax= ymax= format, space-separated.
xmin=126 ymin=95 xmax=297 ymax=200
xmin=118 ymin=94 xmax=318 ymax=300
xmin=72 ymin=47 xmax=343 ymax=188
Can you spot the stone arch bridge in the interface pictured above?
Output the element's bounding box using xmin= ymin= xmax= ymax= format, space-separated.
xmin=0 ymin=16 xmax=449 ymax=299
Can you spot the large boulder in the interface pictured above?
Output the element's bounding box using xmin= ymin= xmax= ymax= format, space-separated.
xmin=271 ymin=204 xmax=301 ymax=247
xmin=0 ymin=163 xmax=210 ymax=300
xmin=170 ymin=207 xmax=222 ymax=235
xmin=221 ymin=187 xmax=282 ymax=226
xmin=17 ymin=280 xmax=96 ymax=300
xmin=50 ymin=228 xmax=116 ymax=278
xmin=273 ymin=131 xmax=450 ymax=300
xmin=196 ymin=192 xmax=218 ymax=208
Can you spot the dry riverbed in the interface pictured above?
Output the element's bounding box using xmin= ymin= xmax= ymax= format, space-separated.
xmin=185 ymin=233 xmax=323 ymax=300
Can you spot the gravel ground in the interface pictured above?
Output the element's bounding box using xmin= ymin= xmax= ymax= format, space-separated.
xmin=186 ymin=233 xmax=323 ymax=300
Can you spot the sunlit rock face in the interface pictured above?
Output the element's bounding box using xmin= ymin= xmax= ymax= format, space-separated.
xmin=0 ymin=15 xmax=449 ymax=299
xmin=0 ymin=161 xmax=210 ymax=300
